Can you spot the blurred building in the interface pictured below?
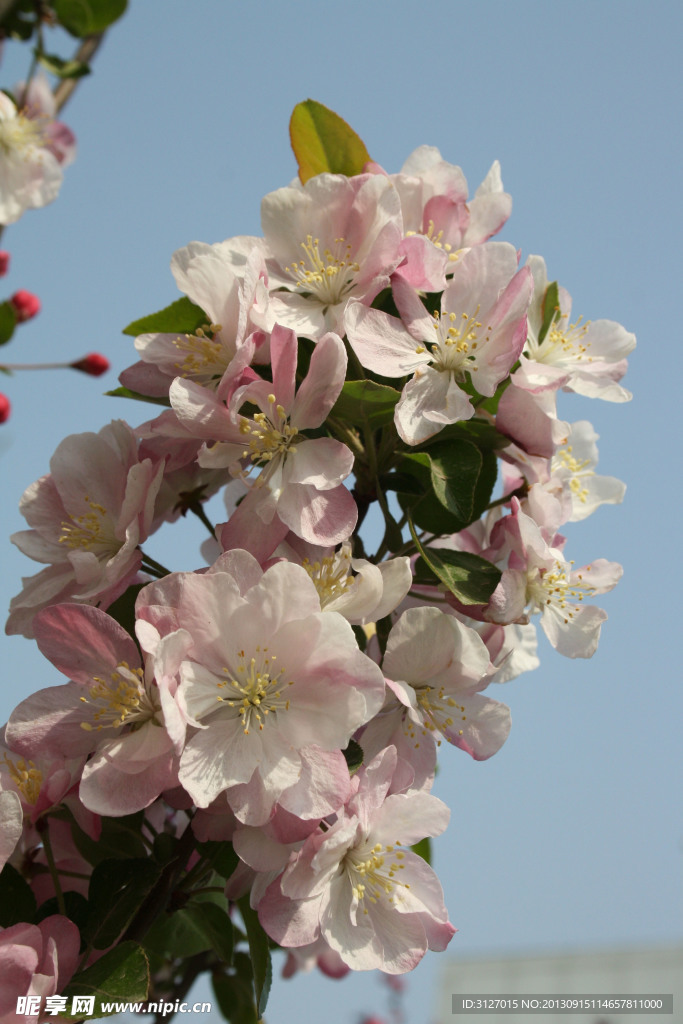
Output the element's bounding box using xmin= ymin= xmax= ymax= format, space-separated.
xmin=438 ymin=945 xmax=682 ymax=1024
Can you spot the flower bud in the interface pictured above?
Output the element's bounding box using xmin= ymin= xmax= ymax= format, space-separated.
xmin=10 ymin=289 xmax=40 ymax=323
xmin=0 ymin=251 xmax=10 ymax=277
xmin=70 ymin=352 xmax=110 ymax=377
xmin=0 ymin=392 xmax=10 ymax=423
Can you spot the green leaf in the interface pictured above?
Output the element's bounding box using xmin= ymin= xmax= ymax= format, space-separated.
xmin=196 ymin=840 xmax=240 ymax=880
xmin=105 ymin=386 xmax=171 ymax=408
xmin=290 ymin=99 xmax=371 ymax=183
xmin=238 ymin=897 xmax=272 ymax=1017
xmin=0 ymin=301 xmax=16 ymax=345
xmin=331 ymin=379 xmax=401 ymax=429
xmin=0 ymin=863 xmax=37 ymax=926
xmin=36 ymin=50 xmax=91 ymax=78
xmin=104 ymin=583 xmax=144 ymax=640
xmin=420 ymin=417 xmax=510 ymax=451
xmin=85 ymin=858 xmax=161 ymax=949
xmin=212 ymin=966 xmax=259 ymax=1024
xmin=413 ymin=542 xmax=502 ymax=606
xmin=36 ymin=891 xmax=89 ymax=934
xmin=427 ymin=439 xmax=483 ymax=522
xmin=342 ymin=738 xmax=364 ymax=776
xmin=54 ymin=0 xmax=128 ymax=37
xmin=538 ymin=280 xmax=560 ymax=344
xmin=143 ymin=901 xmax=233 ymax=963
xmin=54 ymin=806 xmax=148 ymax=866
xmin=398 ymin=439 xmax=498 ymax=535
xmin=184 ymin=902 xmax=234 ymax=964
xmin=122 ymin=296 xmax=206 ymax=337
xmin=411 ymin=836 xmax=431 ymax=865
xmin=61 ymin=941 xmax=148 ymax=1018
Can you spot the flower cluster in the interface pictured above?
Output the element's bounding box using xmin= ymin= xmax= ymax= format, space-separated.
xmin=0 ymin=103 xmax=633 ymax=1017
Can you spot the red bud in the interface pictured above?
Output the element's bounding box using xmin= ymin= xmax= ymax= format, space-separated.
xmin=70 ymin=352 xmax=110 ymax=377
xmin=0 ymin=252 xmax=10 ymax=277
xmin=10 ymin=289 xmax=41 ymax=323
xmin=0 ymin=392 xmax=10 ymax=423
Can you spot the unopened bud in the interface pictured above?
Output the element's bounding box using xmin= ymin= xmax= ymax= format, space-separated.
xmin=70 ymin=352 xmax=110 ymax=377
xmin=0 ymin=392 xmax=10 ymax=423
xmin=10 ymin=289 xmax=40 ymax=323
xmin=0 ymin=252 xmax=9 ymax=277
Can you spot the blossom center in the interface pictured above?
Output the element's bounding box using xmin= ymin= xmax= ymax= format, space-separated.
xmin=79 ymin=662 xmax=157 ymax=732
xmin=3 ymin=752 xmax=42 ymax=805
xmin=552 ymin=445 xmax=593 ymax=505
xmin=173 ymin=323 xmax=225 ymax=384
xmin=344 ymin=839 xmax=409 ymax=911
xmin=240 ymin=394 xmax=299 ymax=467
xmin=526 ymin=313 xmax=592 ymax=366
xmin=0 ymin=112 xmax=45 ymax=155
xmin=287 ymin=235 xmax=360 ymax=307
xmin=302 ymin=549 xmax=353 ymax=607
xmin=59 ymin=496 xmax=114 ymax=552
xmin=423 ymin=308 xmax=486 ymax=377
xmin=218 ymin=647 xmax=293 ymax=734
xmin=527 ymin=561 xmax=596 ymax=623
xmin=412 ymin=684 xmax=467 ymax=742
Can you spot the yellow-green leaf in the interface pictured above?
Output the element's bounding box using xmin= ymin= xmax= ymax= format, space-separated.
xmin=289 ymin=100 xmax=371 ymax=184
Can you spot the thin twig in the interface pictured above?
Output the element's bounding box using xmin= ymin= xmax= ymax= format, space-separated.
xmin=53 ymin=33 xmax=105 ymax=114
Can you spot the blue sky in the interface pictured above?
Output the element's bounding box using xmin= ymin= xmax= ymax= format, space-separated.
xmin=0 ymin=2 xmax=681 ymax=1022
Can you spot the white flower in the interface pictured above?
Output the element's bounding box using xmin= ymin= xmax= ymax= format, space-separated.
xmin=0 ymin=92 xmax=63 ymax=225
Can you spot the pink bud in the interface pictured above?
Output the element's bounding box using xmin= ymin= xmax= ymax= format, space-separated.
xmin=0 ymin=393 xmax=10 ymax=423
xmin=0 ymin=252 xmax=10 ymax=277
xmin=70 ymin=352 xmax=110 ymax=377
xmin=10 ymin=289 xmax=41 ymax=323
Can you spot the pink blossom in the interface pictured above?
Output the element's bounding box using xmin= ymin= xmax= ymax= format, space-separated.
xmin=5 ymin=604 xmax=182 ymax=815
xmin=6 ymin=421 xmax=164 ymax=637
xmin=171 ymin=325 xmax=358 ymax=546
xmin=515 ymin=255 xmax=636 ymax=402
xmin=486 ymin=499 xmax=622 ymax=658
xmin=345 ymin=242 xmax=532 ymax=444
xmin=258 ymin=747 xmax=455 ymax=973
xmin=0 ymin=916 xmax=79 ymax=1024
xmin=0 ymin=91 xmax=63 ymax=225
xmin=258 ymin=173 xmax=404 ymax=339
xmin=137 ymin=555 xmax=385 ymax=821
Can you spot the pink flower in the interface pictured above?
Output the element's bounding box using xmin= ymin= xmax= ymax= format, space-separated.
xmin=345 ymin=242 xmax=532 ymax=444
xmin=258 ymin=172 xmax=404 ymax=340
xmin=5 ymin=604 xmax=182 ymax=816
xmin=258 ymin=747 xmax=455 ymax=973
xmin=0 ymin=916 xmax=80 ymax=1024
xmin=137 ymin=553 xmax=385 ymax=821
xmin=171 ymin=325 xmax=358 ymax=546
xmin=514 ymin=255 xmax=636 ymax=402
xmin=0 ymin=92 xmax=63 ymax=225
xmin=6 ymin=420 xmax=164 ymax=637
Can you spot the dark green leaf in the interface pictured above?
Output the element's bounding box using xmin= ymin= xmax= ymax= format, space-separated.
xmin=413 ymin=545 xmax=502 ymax=606
xmin=59 ymin=807 xmax=148 ymax=866
xmin=0 ymin=301 xmax=16 ymax=345
xmin=420 ymin=417 xmax=510 ymax=451
xmin=330 ymin=379 xmax=400 ymax=429
xmin=35 ymin=50 xmax=91 ymax=78
xmin=212 ymin=967 xmax=259 ymax=1024
xmin=538 ymin=280 xmax=560 ymax=344
xmin=342 ymin=738 xmax=364 ymax=776
xmin=36 ymin=891 xmax=88 ymax=935
xmin=427 ymin=439 xmax=483 ymax=521
xmin=411 ymin=836 xmax=431 ymax=865
xmin=104 ymin=583 xmax=144 ymax=641
xmin=122 ymin=296 xmax=206 ymax=337
xmin=184 ymin=902 xmax=233 ymax=965
xmin=0 ymin=863 xmax=36 ymax=926
xmin=238 ymin=897 xmax=272 ymax=1017
xmin=105 ymin=386 xmax=171 ymax=407
xmin=290 ymin=99 xmax=371 ymax=183
xmin=61 ymin=941 xmax=148 ymax=1017
xmin=352 ymin=623 xmax=367 ymax=652
xmin=54 ymin=0 xmax=128 ymax=37
xmin=152 ymin=832 xmax=178 ymax=866
xmin=85 ymin=858 xmax=161 ymax=949
xmin=196 ymin=840 xmax=240 ymax=880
